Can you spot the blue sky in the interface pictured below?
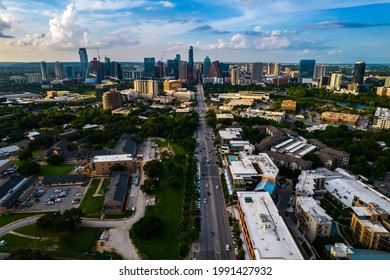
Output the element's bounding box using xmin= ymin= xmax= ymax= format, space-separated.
xmin=0 ymin=0 xmax=389 ymax=63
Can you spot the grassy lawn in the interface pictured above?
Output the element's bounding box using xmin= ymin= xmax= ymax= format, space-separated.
xmin=137 ymin=178 xmax=184 ymax=259
xmin=0 ymin=213 xmax=43 ymax=228
xmin=32 ymin=149 xmax=44 ymax=157
xmin=104 ymin=210 xmax=133 ymax=219
xmin=0 ymin=224 xmax=102 ymax=259
xmin=79 ymin=179 xmax=104 ymax=218
xmin=39 ymin=164 xmax=76 ymax=176
xmin=98 ymin=179 xmax=110 ymax=194
xmin=155 ymin=139 xmax=168 ymax=147
xmin=134 ymin=146 xmax=186 ymax=259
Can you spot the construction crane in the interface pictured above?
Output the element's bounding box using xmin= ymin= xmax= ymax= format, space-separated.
xmin=160 ymin=50 xmax=166 ymax=61
xmin=97 ymin=49 xmax=101 ymax=61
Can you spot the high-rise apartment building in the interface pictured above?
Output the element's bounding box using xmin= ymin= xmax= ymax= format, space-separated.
xmin=328 ymin=73 xmax=343 ymax=91
xmin=78 ymin=48 xmax=89 ymax=78
xmin=178 ymin=61 xmax=188 ymax=82
xmin=203 ymin=56 xmax=211 ymax=77
xmin=134 ymin=80 xmax=159 ymax=96
xmin=25 ymin=73 xmax=42 ymax=83
xmin=155 ymin=61 xmax=164 ymax=79
xmin=65 ymin=66 xmax=75 ymax=79
xmin=267 ymin=62 xmax=281 ymax=76
xmin=385 ymin=77 xmax=390 ymax=87
xmin=102 ymin=88 xmax=122 ymax=110
xmin=353 ymin=61 xmax=366 ymax=85
xmin=144 ymin=57 xmax=156 ymax=79
xmin=230 ymin=66 xmax=239 ymax=85
xmin=313 ymin=64 xmax=327 ymax=80
xmin=40 ymin=61 xmax=49 ymax=81
xmin=251 ymin=62 xmax=263 ymax=84
xmin=298 ymin=59 xmax=316 ymax=83
xmin=54 ymin=61 xmax=65 ymax=80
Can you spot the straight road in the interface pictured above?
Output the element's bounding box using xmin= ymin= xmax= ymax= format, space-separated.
xmin=195 ymin=84 xmax=235 ymax=260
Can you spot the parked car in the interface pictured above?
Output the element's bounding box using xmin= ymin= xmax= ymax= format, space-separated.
xmin=71 ymin=198 xmax=80 ymax=204
xmin=45 ymin=200 xmax=54 ymax=205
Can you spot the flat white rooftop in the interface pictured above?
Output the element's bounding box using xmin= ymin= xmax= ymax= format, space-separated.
xmin=92 ymin=154 xmax=133 ymax=163
xmin=237 ymin=191 xmax=303 ymax=260
xmin=360 ymin=219 xmax=389 ymax=234
xmin=295 ymin=170 xmax=326 ymax=196
xmin=325 ymin=177 xmax=390 ymax=214
xmin=230 ymin=152 xmax=278 ymax=180
xmin=297 ymin=196 xmax=332 ymax=224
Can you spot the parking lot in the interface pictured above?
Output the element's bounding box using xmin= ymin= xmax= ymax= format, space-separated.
xmin=25 ymin=185 xmax=86 ymax=212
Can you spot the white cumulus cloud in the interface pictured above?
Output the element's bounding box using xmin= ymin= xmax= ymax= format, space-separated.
xmin=47 ymin=3 xmax=90 ymax=48
xmin=0 ymin=14 xmax=14 ymax=38
xmin=160 ymin=1 xmax=175 ymax=8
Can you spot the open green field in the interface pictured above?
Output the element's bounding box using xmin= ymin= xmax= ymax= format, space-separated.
xmin=134 ymin=141 xmax=186 ymax=259
xmin=39 ymin=164 xmax=76 ymax=176
xmin=0 ymin=224 xmax=102 ymax=259
xmin=79 ymin=179 xmax=104 ymax=218
xmin=137 ymin=176 xmax=184 ymax=259
xmin=0 ymin=213 xmax=43 ymax=228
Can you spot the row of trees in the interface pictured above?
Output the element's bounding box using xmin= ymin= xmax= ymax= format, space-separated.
xmin=286 ymin=85 xmax=390 ymax=108
xmin=36 ymin=208 xmax=83 ymax=231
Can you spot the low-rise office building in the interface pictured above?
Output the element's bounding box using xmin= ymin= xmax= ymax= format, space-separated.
xmin=228 ymin=151 xmax=278 ymax=193
xmin=321 ymin=112 xmax=360 ymax=125
xmin=92 ymin=154 xmax=133 ymax=176
xmin=237 ymin=191 xmax=303 ymax=260
xmin=103 ymin=171 xmax=130 ymax=215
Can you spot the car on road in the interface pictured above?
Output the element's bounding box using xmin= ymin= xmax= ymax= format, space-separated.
xmin=226 ymin=244 xmax=230 ymax=251
xmin=203 ymin=198 xmax=207 ymax=204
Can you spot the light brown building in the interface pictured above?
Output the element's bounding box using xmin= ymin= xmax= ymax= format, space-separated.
xmin=321 ymin=112 xmax=360 ymax=125
xmin=350 ymin=204 xmax=390 ymax=251
xmin=163 ymin=79 xmax=182 ymax=92
xmin=102 ymin=88 xmax=122 ymax=110
xmin=92 ymin=154 xmax=133 ymax=176
xmin=281 ymin=100 xmax=296 ymax=111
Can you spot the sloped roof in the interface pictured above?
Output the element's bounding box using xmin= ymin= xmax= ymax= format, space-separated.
xmin=104 ymin=171 xmax=130 ymax=205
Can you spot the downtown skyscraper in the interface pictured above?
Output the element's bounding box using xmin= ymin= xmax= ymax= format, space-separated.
xmin=144 ymin=57 xmax=156 ymax=79
xmin=78 ymin=48 xmax=89 ymax=78
xmin=353 ymin=61 xmax=366 ymax=85
xmin=40 ymin=61 xmax=49 ymax=82
xmin=187 ymin=46 xmax=194 ymax=81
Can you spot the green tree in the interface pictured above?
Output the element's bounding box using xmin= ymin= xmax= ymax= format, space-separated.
xmin=143 ymin=160 xmax=164 ymax=179
xmin=18 ymin=149 xmax=33 ymax=162
xmin=133 ymin=216 xmax=163 ymax=239
xmin=140 ymin=178 xmax=159 ymax=194
xmin=7 ymin=249 xmax=53 ymax=260
xmin=47 ymin=154 xmax=64 ymax=165
xmin=18 ymin=161 xmax=41 ymax=177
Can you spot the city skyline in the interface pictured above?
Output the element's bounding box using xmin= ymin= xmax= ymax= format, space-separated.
xmin=0 ymin=1 xmax=390 ymax=63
